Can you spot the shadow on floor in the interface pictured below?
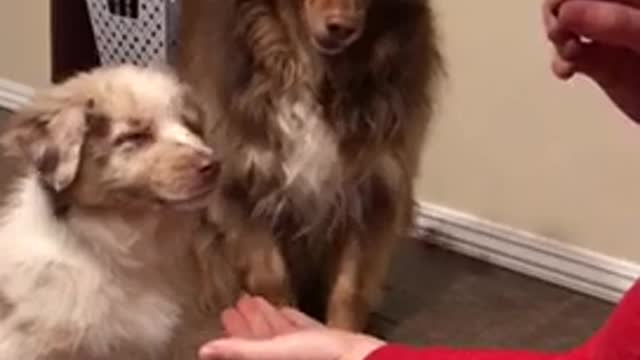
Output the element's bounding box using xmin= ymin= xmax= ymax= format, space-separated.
xmin=369 ymin=239 xmax=612 ymax=351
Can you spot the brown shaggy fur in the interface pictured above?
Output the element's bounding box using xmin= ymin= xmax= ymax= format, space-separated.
xmin=177 ymin=0 xmax=443 ymax=331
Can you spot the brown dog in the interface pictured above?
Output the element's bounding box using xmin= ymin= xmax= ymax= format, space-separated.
xmin=178 ymin=0 xmax=443 ymax=331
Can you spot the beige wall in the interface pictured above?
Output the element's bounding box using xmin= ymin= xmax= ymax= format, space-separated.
xmin=0 ymin=2 xmax=51 ymax=87
xmin=418 ymin=0 xmax=640 ymax=263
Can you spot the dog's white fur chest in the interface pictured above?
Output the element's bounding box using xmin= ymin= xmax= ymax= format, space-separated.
xmin=275 ymin=93 xmax=341 ymax=199
xmin=0 ymin=177 xmax=182 ymax=359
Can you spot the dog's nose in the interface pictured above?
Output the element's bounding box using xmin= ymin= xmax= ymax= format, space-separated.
xmin=325 ymin=17 xmax=357 ymax=42
xmin=198 ymin=158 xmax=221 ymax=180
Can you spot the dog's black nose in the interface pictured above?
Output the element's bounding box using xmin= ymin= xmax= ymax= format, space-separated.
xmin=326 ymin=18 xmax=357 ymax=42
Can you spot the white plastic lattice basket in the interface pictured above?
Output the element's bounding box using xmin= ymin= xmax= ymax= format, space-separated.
xmin=86 ymin=0 xmax=180 ymax=67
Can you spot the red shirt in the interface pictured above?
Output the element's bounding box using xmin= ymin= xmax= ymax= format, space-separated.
xmin=365 ymin=344 xmax=571 ymax=360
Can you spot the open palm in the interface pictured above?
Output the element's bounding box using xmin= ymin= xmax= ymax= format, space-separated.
xmin=199 ymin=296 xmax=385 ymax=360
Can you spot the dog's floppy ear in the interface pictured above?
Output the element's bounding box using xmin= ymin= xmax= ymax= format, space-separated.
xmin=0 ymin=103 xmax=88 ymax=192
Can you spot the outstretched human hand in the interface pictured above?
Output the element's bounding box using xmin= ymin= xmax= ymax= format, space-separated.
xmin=199 ymin=295 xmax=386 ymax=360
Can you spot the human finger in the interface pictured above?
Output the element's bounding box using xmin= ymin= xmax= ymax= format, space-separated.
xmin=557 ymin=0 xmax=640 ymax=53
xmin=236 ymin=296 xmax=275 ymax=338
xmin=280 ymin=307 xmax=325 ymax=329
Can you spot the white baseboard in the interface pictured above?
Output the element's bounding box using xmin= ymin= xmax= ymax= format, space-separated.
xmin=0 ymin=78 xmax=34 ymax=111
xmin=414 ymin=202 xmax=640 ymax=303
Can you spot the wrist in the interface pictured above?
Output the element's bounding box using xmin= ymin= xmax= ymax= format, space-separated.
xmin=342 ymin=333 xmax=387 ymax=360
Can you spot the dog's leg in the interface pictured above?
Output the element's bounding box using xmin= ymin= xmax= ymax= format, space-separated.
xmin=194 ymin=227 xmax=241 ymax=312
xmin=326 ymin=156 xmax=412 ymax=332
xmin=325 ymin=227 xmax=398 ymax=332
xmin=246 ymin=246 xmax=292 ymax=306
xmin=325 ymin=236 xmax=367 ymax=331
xmin=242 ymin=227 xmax=295 ymax=307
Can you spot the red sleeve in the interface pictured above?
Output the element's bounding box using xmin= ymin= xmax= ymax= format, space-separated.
xmin=364 ymin=344 xmax=566 ymax=360
xmin=364 ymin=280 xmax=640 ymax=360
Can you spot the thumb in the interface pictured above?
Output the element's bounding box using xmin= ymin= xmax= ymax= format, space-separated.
xmin=199 ymin=333 xmax=336 ymax=360
xmin=557 ymin=0 xmax=640 ymax=54
xmin=199 ymin=338 xmax=286 ymax=360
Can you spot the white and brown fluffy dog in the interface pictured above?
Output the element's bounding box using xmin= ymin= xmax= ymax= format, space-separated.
xmin=0 ymin=65 xmax=235 ymax=360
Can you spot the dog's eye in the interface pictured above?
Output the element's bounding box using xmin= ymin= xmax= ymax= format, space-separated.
xmin=114 ymin=132 xmax=151 ymax=148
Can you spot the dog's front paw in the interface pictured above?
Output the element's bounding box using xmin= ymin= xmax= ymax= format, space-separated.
xmin=326 ymin=289 xmax=370 ymax=332
xmin=326 ymin=305 xmax=368 ymax=332
xmin=245 ymin=249 xmax=295 ymax=307
xmin=326 ymin=309 xmax=367 ymax=331
xmin=199 ymin=270 xmax=239 ymax=312
xmin=194 ymin=232 xmax=241 ymax=312
xmin=246 ymin=272 xmax=293 ymax=307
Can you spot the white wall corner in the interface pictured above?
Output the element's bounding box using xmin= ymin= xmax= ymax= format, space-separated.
xmin=413 ymin=202 xmax=640 ymax=303
xmin=0 ymin=78 xmax=34 ymax=111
